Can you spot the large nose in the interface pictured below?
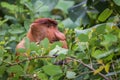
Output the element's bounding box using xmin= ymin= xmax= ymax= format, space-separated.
xmin=54 ymin=31 xmax=66 ymax=41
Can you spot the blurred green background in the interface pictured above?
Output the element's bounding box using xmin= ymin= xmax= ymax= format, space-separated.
xmin=0 ymin=0 xmax=120 ymax=80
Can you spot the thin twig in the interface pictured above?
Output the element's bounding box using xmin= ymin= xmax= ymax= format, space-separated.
xmin=67 ymin=57 xmax=111 ymax=80
xmin=5 ymin=55 xmax=111 ymax=80
xmin=7 ymin=56 xmax=55 ymax=66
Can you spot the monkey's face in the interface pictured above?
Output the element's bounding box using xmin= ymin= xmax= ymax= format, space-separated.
xmin=30 ymin=23 xmax=60 ymax=43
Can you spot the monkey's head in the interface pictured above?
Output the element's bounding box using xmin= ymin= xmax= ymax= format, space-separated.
xmin=28 ymin=18 xmax=67 ymax=48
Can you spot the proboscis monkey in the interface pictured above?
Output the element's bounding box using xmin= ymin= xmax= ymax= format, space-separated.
xmin=16 ymin=18 xmax=67 ymax=55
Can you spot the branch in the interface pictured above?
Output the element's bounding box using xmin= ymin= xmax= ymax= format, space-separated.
xmin=67 ymin=57 xmax=111 ymax=80
xmin=5 ymin=55 xmax=111 ymax=80
xmin=7 ymin=56 xmax=55 ymax=66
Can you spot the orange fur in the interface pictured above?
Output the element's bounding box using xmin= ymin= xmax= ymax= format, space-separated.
xmin=16 ymin=18 xmax=67 ymax=55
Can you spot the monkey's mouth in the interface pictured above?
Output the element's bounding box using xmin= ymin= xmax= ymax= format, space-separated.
xmin=50 ymin=39 xmax=59 ymax=43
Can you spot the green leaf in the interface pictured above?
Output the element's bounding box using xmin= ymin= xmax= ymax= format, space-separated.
xmin=37 ymin=73 xmax=48 ymax=80
xmin=8 ymin=29 xmax=25 ymax=34
xmin=39 ymin=0 xmax=59 ymax=11
xmin=0 ymin=19 xmax=8 ymax=26
xmin=1 ymin=2 xmax=17 ymax=12
xmin=40 ymin=38 xmax=49 ymax=49
xmin=75 ymin=13 xmax=90 ymax=26
xmin=8 ymin=24 xmax=25 ymax=35
xmin=98 ymin=8 xmax=113 ymax=22
xmin=24 ymin=62 xmax=29 ymax=73
xmin=78 ymin=34 xmax=89 ymax=42
xmin=68 ymin=1 xmax=90 ymax=26
xmin=61 ymin=18 xmax=77 ymax=29
xmin=1 ymin=2 xmax=24 ymax=14
xmin=52 ymin=74 xmax=63 ymax=80
xmin=24 ymin=2 xmax=34 ymax=11
xmin=92 ymin=50 xmax=114 ymax=59
xmin=23 ymin=0 xmax=51 ymax=17
xmin=94 ymin=66 xmax=104 ymax=75
xmin=0 ymin=47 xmax=4 ymax=55
xmin=113 ymin=0 xmax=120 ymax=6
xmin=42 ymin=65 xmax=62 ymax=76
xmin=106 ymin=71 xmax=120 ymax=76
xmin=101 ymin=34 xmax=117 ymax=46
xmin=104 ymin=34 xmax=117 ymax=42
xmin=4 ymin=15 xmax=17 ymax=21
xmin=24 ymin=20 xmax=31 ymax=31
xmin=7 ymin=65 xmax=23 ymax=76
xmin=49 ymin=46 xmax=68 ymax=56
xmin=0 ymin=30 xmax=7 ymax=36
xmin=50 ymin=41 xmax=62 ymax=50
xmin=55 ymin=0 xmax=74 ymax=13
xmin=96 ymin=24 xmax=106 ymax=34
xmin=0 ymin=65 xmax=6 ymax=75
xmin=105 ymin=63 xmax=110 ymax=73
xmin=66 ymin=71 xmax=76 ymax=79
xmin=24 ymin=37 xmax=30 ymax=49
xmin=7 ymin=65 xmax=23 ymax=73
xmin=92 ymin=50 xmax=104 ymax=59
xmin=16 ymin=48 xmax=26 ymax=53
xmin=76 ymin=52 xmax=86 ymax=59
xmin=57 ymin=54 xmax=66 ymax=60
xmin=30 ymin=42 xmax=39 ymax=51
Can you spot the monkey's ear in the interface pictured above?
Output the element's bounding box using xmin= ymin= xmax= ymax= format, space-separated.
xmin=30 ymin=23 xmax=36 ymax=31
xmin=30 ymin=23 xmax=34 ymax=28
xmin=54 ymin=31 xmax=66 ymax=40
xmin=29 ymin=23 xmax=37 ymax=34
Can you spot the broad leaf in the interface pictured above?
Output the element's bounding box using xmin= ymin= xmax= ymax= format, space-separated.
xmin=8 ymin=29 xmax=25 ymax=34
xmin=98 ymin=8 xmax=113 ymax=22
xmin=61 ymin=18 xmax=77 ymax=29
xmin=113 ymin=0 xmax=120 ymax=6
xmin=30 ymin=42 xmax=39 ymax=51
xmin=49 ymin=46 xmax=68 ymax=56
xmin=37 ymin=73 xmax=48 ymax=80
xmin=68 ymin=1 xmax=90 ymax=26
xmin=104 ymin=34 xmax=117 ymax=42
xmin=0 ymin=19 xmax=8 ymax=26
xmin=96 ymin=24 xmax=106 ymax=34
xmin=78 ymin=34 xmax=89 ymax=42
xmin=68 ymin=1 xmax=87 ymax=21
xmin=50 ymin=41 xmax=62 ymax=49
xmin=42 ymin=65 xmax=62 ymax=76
xmin=105 ymin=63 xmax=110 ymax=73
xmin=7 ymin=65 xmax=23 ymax=76
xmin=101 ymin=34 xmax=117 ymax=46
xmin=0 ymin=65 xmax=6 ymax=75
xmin=40 ymin=0 xmax=59 ymax=11
xmin=94 ymin=66 xmax=104 ymax=75
xmin=40 ymin=38 xmax=49 ymax=49
xmin=24 ymin=37 xmax=30 ymax=49
xmin=66 ymin=71 xmax=76 ymax=79
xmin=16 ymin=48 xmax=26 ymax=53
xmin=1 ymin=2 xmax=17 ymax=13
xmin=55 ymin=0 xmax=74 ymax=13
xmin=92 ymin=49 xmax=114 ymax=59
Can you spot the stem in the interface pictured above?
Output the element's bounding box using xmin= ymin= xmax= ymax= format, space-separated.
xmin=67 ymin=57 xmax=111 ymax=80
xmin=7 ymin=56 xmax=55 ymax=66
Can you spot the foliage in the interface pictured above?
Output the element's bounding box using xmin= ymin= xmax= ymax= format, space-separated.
xmin=0 ymin=0 xmax=120 ymax=80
